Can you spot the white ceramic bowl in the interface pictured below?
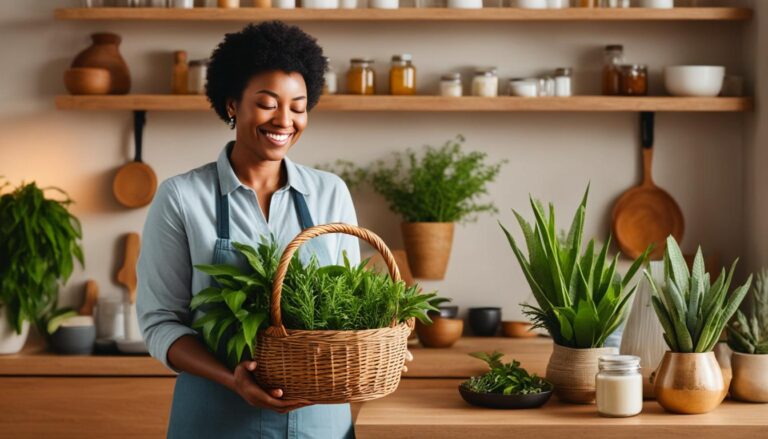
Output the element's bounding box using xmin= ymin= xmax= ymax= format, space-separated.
xmin=664 ymin=66 xmax=726 ymax=97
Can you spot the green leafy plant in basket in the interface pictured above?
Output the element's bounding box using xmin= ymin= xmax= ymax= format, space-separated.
xmin=499 ymin=186 xmax=651 ymax=348
xmin=191 ymin=238 xmax=446 ymax=368
xmin=0 ymin=180 xmax=84 ymax=337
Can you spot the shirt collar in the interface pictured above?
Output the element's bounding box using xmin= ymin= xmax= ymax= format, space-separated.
xmin=216 ymin=141 xmax=310 ymax=196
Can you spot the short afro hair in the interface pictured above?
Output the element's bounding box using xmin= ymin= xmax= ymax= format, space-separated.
xmin=206 ymin=21 xmax=327 ymax=124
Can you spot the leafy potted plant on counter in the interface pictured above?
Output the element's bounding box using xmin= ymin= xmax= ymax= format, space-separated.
xmin=191 ymin=224 xmax=447 ymax=403
xmin=647 ymin=237 xmax=752 ymax=414
xmin=726 ymin=268 xmax=768 ymax=403
xmin=369 ymin=135 xmax=506 ymax=279
xmin=459 ymin=351 xmax=553 ymax=409
xmin=0 ymin=180 xmax=84 ymax=354
xmin=500 ymin=186 xmax=651 ymax=403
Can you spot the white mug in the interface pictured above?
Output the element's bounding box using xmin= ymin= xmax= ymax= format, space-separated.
xmin=514 ymin=0 xmax=547 ymax=8
xmin=639 ymin=0 xmax=674 ymax=8
xmin=96 ymin=297 xmax=124 ymax=340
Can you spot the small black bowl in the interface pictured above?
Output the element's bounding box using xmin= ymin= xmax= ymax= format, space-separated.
xmin=458 ymin=385 xmax=553 ymax=409
xmin=428 ymin=305 xmax=459 ymax=319
xmin=468 ymin=307 xmax=501 ymax=336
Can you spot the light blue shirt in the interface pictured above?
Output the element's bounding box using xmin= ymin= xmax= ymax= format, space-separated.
xmin=137 ymin=144 xmax=360 ymax=370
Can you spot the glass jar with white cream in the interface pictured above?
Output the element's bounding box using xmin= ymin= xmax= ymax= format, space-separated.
xmin=471 ymin=68 xmax=498 ymax=97
xmin=595 ymin=355 xmax=643 ymax=418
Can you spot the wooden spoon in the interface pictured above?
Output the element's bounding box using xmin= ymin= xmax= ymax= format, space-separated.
xmin=113 ymin=111 xmax=157 ymax=208
xmin=116 ymin=233 xmax=140 ymax=305
xmin=612 ymin=112 xmax=684 ymax=260
xmin=79 ymin=279 xmax=99 ymax=316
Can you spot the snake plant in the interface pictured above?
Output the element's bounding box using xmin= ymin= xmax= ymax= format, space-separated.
xmin=645 ymin=237 xmax=752 ymax=353
xmin=500 ymin=186 xmax=651 ymax=348
xmin=727 ymin=269 xmax=768 ymax=355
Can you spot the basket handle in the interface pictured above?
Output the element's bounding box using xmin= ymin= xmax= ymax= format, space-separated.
xmin=267 ymin=223 xmax=402 ymax=338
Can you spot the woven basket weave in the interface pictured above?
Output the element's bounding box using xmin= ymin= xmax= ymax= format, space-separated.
xmin=254 ymin=223 xmax=413 ymax=404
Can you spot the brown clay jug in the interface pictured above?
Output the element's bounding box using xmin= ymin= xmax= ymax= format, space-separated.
xmin=72 ymin=33 xmax=131 ymax=94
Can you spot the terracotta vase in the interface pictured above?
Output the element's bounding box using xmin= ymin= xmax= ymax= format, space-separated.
xmin=546 ymin=343 xmax=618 ymax=404
xmin=72 ymin=33 xmax=131 ymax=94
xmin=401 ymin=222 xmax=454 ymax=280
xmin=654 ymin=351 xmax=727 ymax=414
xmin=415 ymin=317 xmax=463 ymax=348
xmin=0 ymin=305 xmax=30 ymax=355
xmin=731 ymin=352 xmax=768 ymax=403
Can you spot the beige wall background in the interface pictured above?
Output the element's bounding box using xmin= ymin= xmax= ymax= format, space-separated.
xmin=1 ymin=0 xmax=763 ymax=322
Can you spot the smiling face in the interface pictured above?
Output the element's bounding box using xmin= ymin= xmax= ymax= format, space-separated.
xmin=227 ymin=70 xmax=309 ymax=162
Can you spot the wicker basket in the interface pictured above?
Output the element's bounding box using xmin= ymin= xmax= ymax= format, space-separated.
xmin=254 ymin=223 xmax=414 ymax=404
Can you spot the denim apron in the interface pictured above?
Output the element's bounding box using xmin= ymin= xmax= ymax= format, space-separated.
xmin=167 ymin=172 xmax=354 ymax=439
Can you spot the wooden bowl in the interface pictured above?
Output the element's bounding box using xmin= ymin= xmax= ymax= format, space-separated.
xmin=501 ymin=321 xmax=537 ymax=338
xmin=64 ymin=67 xmax=111 ymax=95
xmin=415 ymin=317 xmax=463 ymax=348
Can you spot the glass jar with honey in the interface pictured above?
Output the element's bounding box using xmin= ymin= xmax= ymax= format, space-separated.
xmin=347 ymin=58 xmax=375 ymax=95
xmin=619 ymin=64 xmax=648 ymax=96
xmin=389 ymin=54 xmax=416 ymax=95
xmin=602 ymin=44 xmax=624 ymax=96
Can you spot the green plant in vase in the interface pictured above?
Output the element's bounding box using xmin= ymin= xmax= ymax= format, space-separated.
xmin=726 ymin=268 xmax=768 ymax=402
xmin=499 ymin=186 xmax=651 ymax=403
xmin=646 ymin=237 xmax=751 ymax=413
xmin=0 ymin=180 xmax=84 ymax=354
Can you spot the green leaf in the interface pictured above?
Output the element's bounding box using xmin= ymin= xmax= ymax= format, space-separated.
xmin=223 ymin=289 xmax=247 ymax=314
xmin=574 ymin=300 xmax=598 ymax=348
xmin=190 ymin=287 xmax=225 ymax=310
xmin=241 ymin=312 xmax=267 ymax=356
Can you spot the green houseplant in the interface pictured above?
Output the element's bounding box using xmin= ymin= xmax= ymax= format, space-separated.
xmin=646 ymin=237 xmax=751 ymax=414
xmin=727 ymin=268 xmax=768 ymax=402
xmin=0 ymin=180 xmax=84 ymax=354
xmin=324 ymin=136 xmax=505 ymax=280
xmin=499 ymin=186 xmax=651 ymax=403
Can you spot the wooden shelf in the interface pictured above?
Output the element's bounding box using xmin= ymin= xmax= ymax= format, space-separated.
xmin=55 ymin=94 xmax=754 ymax=112
xmin=54 ymin=7 xmax=752 ymax=22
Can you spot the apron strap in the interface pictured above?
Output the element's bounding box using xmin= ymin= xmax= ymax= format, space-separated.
xmin=216 ymin=182 xmax=230 ymax=240
xmin=290 ymin=189 xmax=315 ymax=229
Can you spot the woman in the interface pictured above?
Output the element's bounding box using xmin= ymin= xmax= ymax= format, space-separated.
xmin=137 ymin=22 xmax=359 ymax=439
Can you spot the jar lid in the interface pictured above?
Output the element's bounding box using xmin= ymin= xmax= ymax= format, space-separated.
xmin=189 ymin=59 xmax=209 ymax=67
xmin=392 ymin=54 xmax=412 ymax=62
xmin=605 ymin=44 xmax=624 ymax=51
xmin=441 ymin=72 xmax=461 ymax=81
xmin=554 ymin=67 xmax=572 ymax=76
xmin=620 ymin=64 xmax=648 ymax=70
xmin=599 ymin=355 xmax=641 ymax=371
xmin=350 ymin=57 xmax=374 ymax=64
xmin=475 ymin=67 xmax=497 ymax=76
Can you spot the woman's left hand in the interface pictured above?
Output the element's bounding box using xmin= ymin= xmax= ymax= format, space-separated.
xmin=401 ymin=350 xmax=413 ymax=373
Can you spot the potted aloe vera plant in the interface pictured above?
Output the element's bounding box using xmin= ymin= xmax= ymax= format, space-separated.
xmin=0 ymin=180 xmax=84 ymax=354
xmin=369 ymin=135 xmax=505 ymax=279
xmin=726 ymin=268 xmax=768 ymax=403
xmin=500 ymin=187 xmax=651 ymax=404
xmin=646 ymin=237 xmax=752 ymax=414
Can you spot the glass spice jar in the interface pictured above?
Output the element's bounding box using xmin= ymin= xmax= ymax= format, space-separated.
xmin=187 ymin=58 xmax=209 ymax=95
xmin=389 ymin=54 xmax=416 ymax=95
xmin=440 ymin=73 xmax=462 ymax=97
xmin=471 ymin=68 xmax=498 ymax=97
xmin=347 ymin=58 xmax=375 ymax=95
xmin=596 ymin=355 xmax=643 ymax=418
xmin=323 ymin=61 xmax=337 ymax=95
xmin=619 ymin=64 xmax=648 ymax=96
xmin=602 ymin=44 xmax=624 ymax=96
xmin=554 ymin=67 xmax=573 ymax=97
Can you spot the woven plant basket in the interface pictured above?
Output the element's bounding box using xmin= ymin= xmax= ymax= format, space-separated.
xmin=546 ymin=343 xmax=618 ymax=404
xmin=254 ymin=223 xmax=414 ymax=404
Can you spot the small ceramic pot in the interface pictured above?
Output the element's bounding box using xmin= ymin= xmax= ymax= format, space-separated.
xmin=50 ymin=325 xmax=96 ymax=355
xmin=428 ymin=305 xmax=458 ymax=319
xmin=468 ymin=307 xmax=501 ymax=337
xmin=501 ymin=321 xmax=537 ymax=338
xmin=731 ymin=352 xmax=768 ymax=403
xmin=546 ymin=343 xmax=618 ymax=404
xmin=654 ymin=351 xmax=727 ymax=414
xmin=416 ymin=317 xmax=463 ymax=348
xmin=64 ymin=68 xmax=111 ymax=95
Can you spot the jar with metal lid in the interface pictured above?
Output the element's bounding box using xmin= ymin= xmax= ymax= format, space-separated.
xmin=602 ymin=45 xmax=624 ymax=96
xmin=619 ymin=64 xmax=648 ymax=96
xmin=390 ymin=54 xmax=416 ymax=95
xmin=471 ymin=68 xmax=498 ymax=97
xmin=187 ymin=58 xmax=209 ymax=95
xmin=347 ymin=58 xmax=375 ymax=95
xmin=323 ymin=59 xmax=337 ymax=95
xmin=596 ymin=355 xmax=643 ymax=418
xmin=554 ymin=67 xmax=573 ymax=97
xmin=440 ymin=73 xmax=462 ymax=97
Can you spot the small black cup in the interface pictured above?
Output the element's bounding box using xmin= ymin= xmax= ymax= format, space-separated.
xmin=468 ymin=307 xmax=502 ymax=337
xmin=428 ymin=305 xmax=459 ymax=319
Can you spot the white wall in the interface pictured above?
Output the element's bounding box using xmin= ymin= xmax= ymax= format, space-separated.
xmin=0 ymin=0 xmax=755 ymax=321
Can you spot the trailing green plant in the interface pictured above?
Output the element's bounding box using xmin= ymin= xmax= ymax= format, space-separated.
xmin=500 ymin=186 xmax=651 ymax=349
xmin=0 ymin=180 xmax=84 ymax=334
xmin=191 ymin=237 xmax=446 ymax=368
xmin=726 ymin=269 xmax=768 ymax=354
xmin=646 ymin=237 xmax=752 ymax=354
xmin=461 ymin=351 xmax=551 ymax=395
xmin=370 ymin=135 xmax=506 ymax=223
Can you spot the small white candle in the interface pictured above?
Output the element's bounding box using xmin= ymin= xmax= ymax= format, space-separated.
xmin=596 ymin=355 xmax=643 ymax=418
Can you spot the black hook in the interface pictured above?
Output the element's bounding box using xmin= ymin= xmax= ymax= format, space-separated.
xmin=640 ymin=111 xmax=654 ymax=149
xmin=133 ymin=110 xmax=147 ymax=163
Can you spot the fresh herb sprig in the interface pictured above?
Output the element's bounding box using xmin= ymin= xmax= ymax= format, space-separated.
xmin=461 ymin=351 xmax=552 ymax=395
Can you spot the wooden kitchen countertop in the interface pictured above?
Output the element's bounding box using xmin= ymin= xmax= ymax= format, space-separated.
xmin=355 ymin=379 xmax=768 ymax=439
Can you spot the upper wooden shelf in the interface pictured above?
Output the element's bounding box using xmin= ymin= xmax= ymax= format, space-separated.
xmin=54 ymin=7 xmax=752 ymax=22
xmin=55 ymin=94 xmax=753 ymax=112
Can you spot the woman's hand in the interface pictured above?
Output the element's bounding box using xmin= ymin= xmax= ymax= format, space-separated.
xmin=233 ymin=361 xmax=314 ymax=414
xmin=401 ymin=350 xmax=414 ymax=373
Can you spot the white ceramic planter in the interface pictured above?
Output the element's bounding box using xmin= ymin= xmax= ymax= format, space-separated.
xmin=0 ymin=306 xmax=30 ymax=355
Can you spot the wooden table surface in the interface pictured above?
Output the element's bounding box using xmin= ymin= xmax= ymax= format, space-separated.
xmin=355 ymin=379 xmax=768 ymax=439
